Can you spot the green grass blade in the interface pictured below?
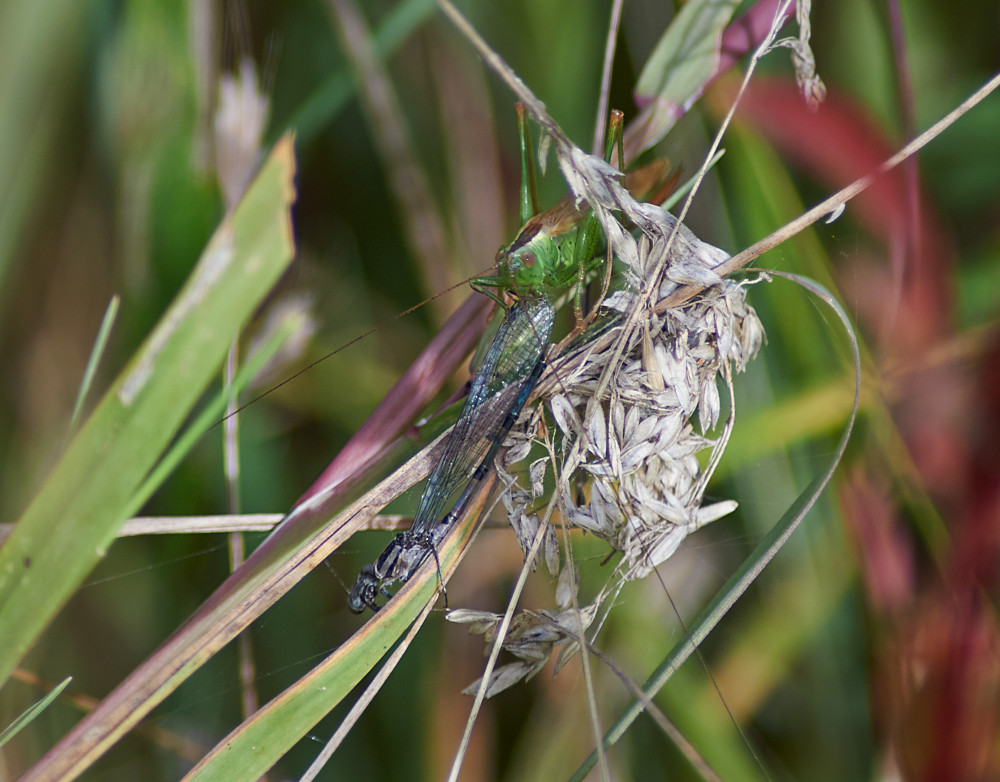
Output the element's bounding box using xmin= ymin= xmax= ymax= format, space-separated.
xmin=19 ymin=413 xmax=442 ymax=781
xmin=183 ymin=481 xmax=490 ymax=781
xmin=0 ymin=677 xmax=72 ymax=748
xmin=628 ymin=0 xmax=742 ymax=155
xmin=127 ymin=306 xmax=306 ymax=518
xmin=67 ymin=294 xmax=120 ymax=434
xmin=0 ymin=136 xmax=297 ymax=691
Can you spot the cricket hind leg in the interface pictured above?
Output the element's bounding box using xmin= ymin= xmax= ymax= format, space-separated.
xmin=469 ymin=103 xmax=544 ymax=308
xmin=573 ymin=109 xmax=626 ymax=328
xmin=515 ymin=102 xmax=540 ymax=226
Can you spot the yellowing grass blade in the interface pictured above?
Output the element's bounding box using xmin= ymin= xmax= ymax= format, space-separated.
xmin=0 ymin=136 xmax=297 ymax=691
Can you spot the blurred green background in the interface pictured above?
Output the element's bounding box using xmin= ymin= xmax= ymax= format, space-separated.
xmin=2 ymin=0 xmax=999 ymax=779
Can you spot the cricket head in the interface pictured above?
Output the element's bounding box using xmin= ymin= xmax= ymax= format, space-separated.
xmin=496 ymin=222 xmax=569 ymax=294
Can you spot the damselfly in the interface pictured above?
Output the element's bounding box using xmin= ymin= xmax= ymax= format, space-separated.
xmin=347 ymin=298 xmax=553 ymax=611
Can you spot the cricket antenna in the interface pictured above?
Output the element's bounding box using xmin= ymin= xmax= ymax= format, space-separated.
xmin=212 ymin=267 xmax=499 ymax=428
